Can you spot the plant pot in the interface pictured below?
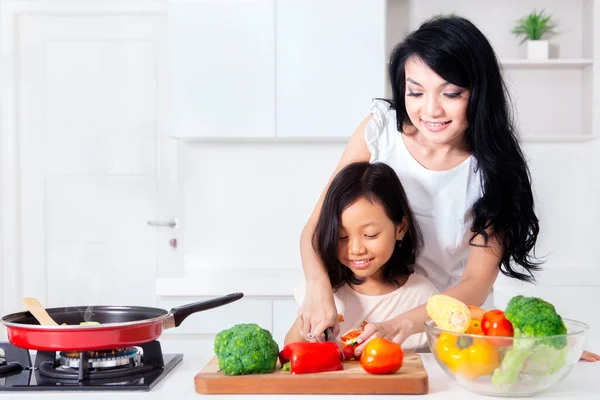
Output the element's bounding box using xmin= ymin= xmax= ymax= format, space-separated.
xmin=526 ymin=40 xmax=549 ymax=60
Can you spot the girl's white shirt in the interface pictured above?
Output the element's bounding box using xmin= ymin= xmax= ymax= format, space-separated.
xmin=294 ymin=273 xmax=439 ymax=353
xmin=365 ymin=99 xmax=484 ymax=293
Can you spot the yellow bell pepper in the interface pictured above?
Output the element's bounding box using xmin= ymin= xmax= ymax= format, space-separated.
xmin=436 ymin=332 xmax=500 ymax=380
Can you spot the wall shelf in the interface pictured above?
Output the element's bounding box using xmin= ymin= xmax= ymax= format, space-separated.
xmin=501 ymin=59 xmax=593 ymax=68
xmin=523 ymin=133 xmax=598 ymax=142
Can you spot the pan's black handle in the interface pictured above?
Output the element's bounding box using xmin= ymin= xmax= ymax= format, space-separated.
xmin=170 ymin=292 xmax=244 ymax=327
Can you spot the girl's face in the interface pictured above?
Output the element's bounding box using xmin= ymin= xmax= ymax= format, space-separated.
xmin=404 ymin=56 xmax=470 ymax=146
xmin=336 ymin=197 xmax=406 ymax=281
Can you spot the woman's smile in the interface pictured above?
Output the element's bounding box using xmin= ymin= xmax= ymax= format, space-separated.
xmin=421 ymin=119 xmax=452 ymax=132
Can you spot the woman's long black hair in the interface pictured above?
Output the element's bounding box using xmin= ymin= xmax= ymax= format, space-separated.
xmin=387 ymin=16 xmax=541 ymax=282
xmin=312 ymin=162 xmax=423 ymax=290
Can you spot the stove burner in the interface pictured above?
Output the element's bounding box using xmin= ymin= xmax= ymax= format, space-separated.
xmin=59 ymin=347 xmax=140 ymax=369
xmin=37 ymin=341 xmax=164 ymax=382
xmin=0 ymin=341 xmax=182 ymax=391
xmin=37 ymin=358 xmax=156 ymax=382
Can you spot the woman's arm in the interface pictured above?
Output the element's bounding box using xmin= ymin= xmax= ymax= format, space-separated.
xmin=353 ymin=230 xmax=502 ymax=354
xmin=297 ymin=115 xmax=373 ymax=340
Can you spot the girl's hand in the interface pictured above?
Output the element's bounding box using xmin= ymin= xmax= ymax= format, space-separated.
xmin=580 ymin=350 xmax=600 ymax=362
xmin=298 ymin=279 xmax=339 ymax=341
xmin=353 ymin=318 xmax=415 ymax=358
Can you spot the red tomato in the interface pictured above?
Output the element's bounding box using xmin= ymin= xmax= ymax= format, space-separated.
xmin=360 ymin=338 xmax=403 ymax=374
xmin=481 ymin=310 xmax=514 ymax=346
xmin=342 ymin=344 xmax=355 ymax=361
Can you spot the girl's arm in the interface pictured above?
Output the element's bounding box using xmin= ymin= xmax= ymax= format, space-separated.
xmin=353 ymin=229 xmax=502 ymax=354
xmin=298 ymin=115 xmax=373 ymax=340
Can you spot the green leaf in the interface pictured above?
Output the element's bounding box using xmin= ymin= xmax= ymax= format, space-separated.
xmin=511 ymin=9 xmax=557 ymax=44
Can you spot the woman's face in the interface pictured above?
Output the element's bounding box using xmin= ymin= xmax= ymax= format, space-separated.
xmin=403 ymin=56 xmax=470 ymax=146
xmin=336 ymin=197 xmax=405 ymax=281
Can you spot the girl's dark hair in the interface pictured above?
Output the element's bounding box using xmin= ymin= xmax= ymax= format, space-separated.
xmin=386 ymin=16 xmax=541 ymax=282
xmin=313 ymin=162 xmax=422 ymax=290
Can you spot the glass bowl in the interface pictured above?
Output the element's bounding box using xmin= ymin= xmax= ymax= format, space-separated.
xmin=424 ymin=318 xmax=588 ymax=397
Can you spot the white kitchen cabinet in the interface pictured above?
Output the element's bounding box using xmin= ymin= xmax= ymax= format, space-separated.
xmin=168 ymin=0 xmax=386 ymax=140
xmin=168 ymin=0 xmax=276 ymax=139
xmin=275 ymin=0 xmax=387 ymax=138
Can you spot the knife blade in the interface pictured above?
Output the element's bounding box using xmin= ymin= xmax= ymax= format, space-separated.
xmin=324 ymin=327 xmax=345 ymax=361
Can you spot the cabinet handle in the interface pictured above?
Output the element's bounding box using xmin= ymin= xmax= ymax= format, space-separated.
xmin=147 ymin=218 xmax=178 ymax=228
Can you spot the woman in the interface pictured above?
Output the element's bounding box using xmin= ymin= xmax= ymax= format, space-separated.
xmin=297 ymin=16 xmax=599 ymax=361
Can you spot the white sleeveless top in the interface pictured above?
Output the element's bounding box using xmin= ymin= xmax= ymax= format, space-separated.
xmin=294 ymin=273 xmax=439 ymax=353
xmin=365 ymin=99 xmax=484 ymax=292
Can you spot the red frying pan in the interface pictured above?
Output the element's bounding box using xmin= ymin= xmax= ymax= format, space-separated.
xmin=1 ymin=292 xmax=243 ymax=351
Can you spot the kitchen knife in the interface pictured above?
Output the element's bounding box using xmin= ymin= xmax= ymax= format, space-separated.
xmin=324 ymin=327 xmax=346 ymax=361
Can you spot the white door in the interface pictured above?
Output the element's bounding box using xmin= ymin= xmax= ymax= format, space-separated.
xmin=0 ymin=4 xmax=179 ymax=318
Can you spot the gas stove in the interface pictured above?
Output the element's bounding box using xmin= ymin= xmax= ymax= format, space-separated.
xmin=0 ymin=341 xmax=182 ymax=391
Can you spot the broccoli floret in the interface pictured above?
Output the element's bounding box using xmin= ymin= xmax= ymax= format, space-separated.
xmin=213 ymin=323 xmax=279 ymax=376
xmin=492 ymin=296 xmax=568 ymax=387
xmin=504 ymin=295 xmax=567 ymax=349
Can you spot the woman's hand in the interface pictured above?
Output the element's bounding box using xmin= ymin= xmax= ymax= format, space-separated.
xmin=353 ymin=318 xmax=415 ymax=358
xmin=580 ymin=350 xmax=600 ymax=362
xmin=297 ymin=279 xmax=339 ymax=341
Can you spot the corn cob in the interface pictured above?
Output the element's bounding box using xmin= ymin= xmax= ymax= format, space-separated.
xmin=426 ymin=294 xmax=471 ymax=333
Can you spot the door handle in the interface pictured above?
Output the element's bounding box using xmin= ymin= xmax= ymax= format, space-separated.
xmin=147 ymin=218 xmax=178 ymax=228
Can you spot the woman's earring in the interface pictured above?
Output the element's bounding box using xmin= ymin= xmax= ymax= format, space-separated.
xmin=396 ymin=239 xmax=403 ymax=248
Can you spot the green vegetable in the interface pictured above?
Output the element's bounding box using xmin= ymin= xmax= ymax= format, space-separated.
xmin=522 ymin=344 xmax=569 ymax=376
xmin=491 ymin=346 xmax=529 ymax=386
xmin=491 ymin=296 xmax=568 ymax=387
xmin=213 ymin=323 xmax=279 ymax=376
xmin=80 ymin=321 xmax=100 ymax=326
xmin=504 ymin=295 xmax=567 ymax=350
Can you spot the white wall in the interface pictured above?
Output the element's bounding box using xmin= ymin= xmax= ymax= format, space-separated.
xmin=179 ymin=141 xmax=344 ymax=271
xmin=525 ymin=141 xmax=599 ymax=270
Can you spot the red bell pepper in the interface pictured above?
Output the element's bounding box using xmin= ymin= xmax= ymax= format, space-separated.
xmin=279 ymin=342 xmax=343 ymax=374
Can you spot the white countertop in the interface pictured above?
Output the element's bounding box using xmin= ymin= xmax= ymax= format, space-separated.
xmin=1 ymin=353 xmax=598 ymax=399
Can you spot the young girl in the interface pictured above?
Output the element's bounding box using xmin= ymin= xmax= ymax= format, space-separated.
xmin=285 ymin=161 xmax=438 ymax=352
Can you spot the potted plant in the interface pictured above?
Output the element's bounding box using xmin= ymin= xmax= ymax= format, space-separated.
xmin=511 ymin=9 xmax=557 ymax=60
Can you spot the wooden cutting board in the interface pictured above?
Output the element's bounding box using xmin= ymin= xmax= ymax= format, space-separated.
xmin=194 ymin=353 xmax=428 ymax=394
